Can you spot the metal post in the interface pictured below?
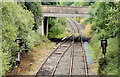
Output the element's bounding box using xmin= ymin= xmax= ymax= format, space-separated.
xmin=101 ymin=40 xmax=107 ymax=58
xmin=15 ymin=39 xmax=22 ymax=74
xmin=101 ymin=40 xmax=107 ymax=66
xmin=17 ymin=51 xmax=20 ymax=74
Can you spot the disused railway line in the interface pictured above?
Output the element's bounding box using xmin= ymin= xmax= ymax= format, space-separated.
xmin=35 ymin=18 xmax=89 ymax=77
xmin=67 ymin=18 xmax=89 ymax=77
xmin=67 ymin=18 xmax=80 ymax=34
xmin=35 ymin=35 xmax=74 ymax=77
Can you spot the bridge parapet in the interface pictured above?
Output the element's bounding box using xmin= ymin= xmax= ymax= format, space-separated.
xmin=42 ymin=5 xmax=90 ymax=17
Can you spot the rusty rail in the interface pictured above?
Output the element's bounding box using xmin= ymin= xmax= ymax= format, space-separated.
xmin=51 ymin=42 xmax=73 ymax=77
xmin=81 ymin=30 xmax=89 ymax=77
xmin=35 ymin=35 xmax=72 ymax=77
xmin=69 ymin=42 xmax=74 ymax=77
xmin=69 ymin=18 xmax=80 ymax=34
xmin=67 ymin=18 xmax=74 ymax=32
xmin=35 ymin=17 xmax=89 ymax=77
xmin=69 ymin=31 xmax=75 ymax=77
xmin=69 ymin=18 xmax=89 ymax=77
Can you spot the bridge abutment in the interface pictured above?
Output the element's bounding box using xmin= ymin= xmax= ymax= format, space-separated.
xmin=37 ymin=17 xmax=48 ymax=37
xmin=43 ymin=17 xmax=48 ymax=37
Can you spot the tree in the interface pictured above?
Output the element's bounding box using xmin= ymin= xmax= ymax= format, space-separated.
xmin=87 ymin=2 xmax=119 ymax=75
xmin=88 ymin=2 xmax=118 ymax=38
xmin=22 ymin=2 xmax=43 ymax=31
xmin=2 ymin=2 xmax=35 ymax=74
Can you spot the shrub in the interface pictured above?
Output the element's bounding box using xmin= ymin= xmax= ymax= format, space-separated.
xmin=48 ymin=17 xmax=68 ymax=38
xmin=2 ymin=2 xmax=35 ymax=74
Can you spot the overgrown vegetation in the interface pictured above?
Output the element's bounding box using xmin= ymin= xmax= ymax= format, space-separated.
xmin=48 ymin=17 xmax=69 ymax=38
xmin=19 ymin=2 xmax=43 ymax=31
xmin=1 ymin=1 xmax=120 ymax=76
xmin=1 ymin=1 xmax=69 ymax=75
xmin=86 ymin=2 xmax=120 ymax=75
xmin=64 ymin=2 xmax=120 ymax=75
xmin=1 ymin=2 xmax=49 ymax=75
xmin=62 ymin=2 xmax=92 ymax=6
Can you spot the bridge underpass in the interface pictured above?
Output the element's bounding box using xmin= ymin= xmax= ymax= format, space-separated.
xmin=38 ymin=5 xmax=90 ymax=37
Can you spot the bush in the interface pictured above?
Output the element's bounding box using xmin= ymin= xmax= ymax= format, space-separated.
xmin=48 ymin=17 xmax=68 ymax=38
xmin=23 ymin=2 xmax=43 ymax=31
xmin=1 ymin=2 xmax=40 ymax=75
xmin=87 ymin=2 xmax=120 ymax=75
xmin=90 ymin=33 xmax=101 ymax=60
xmin=90 ymin=33 xmax=119 ymax=75
xmin=105 ymin=38 xmax=118 ymax=75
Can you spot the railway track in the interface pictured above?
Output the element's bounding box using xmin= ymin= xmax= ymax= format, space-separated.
xmin=67 ymin=18 xmax=89 ymax=77
xmin=35 ymin=18 xmax=89 ymax=77
xmin=67 ymin=18 xmax=80 ymax=34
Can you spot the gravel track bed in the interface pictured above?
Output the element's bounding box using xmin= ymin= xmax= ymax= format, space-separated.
xmin=36 ymin=42 xmax=72 ymax=76
xmin=36 ymin=17 xmax=96 ymax=76
xmin=72 ymin=42 xmax=85 ymax=75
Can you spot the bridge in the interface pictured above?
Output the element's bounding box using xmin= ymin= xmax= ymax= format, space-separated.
xmin=38 ymin=5 xmax=90 ymax=36
xmin=42 ymin=5 xmax=90 ymax=17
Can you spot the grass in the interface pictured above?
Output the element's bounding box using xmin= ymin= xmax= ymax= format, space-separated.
xmin=55 ymin=27 xmax=73 ymax=39
xmin=72 ymin=17 xmax=92 ymax=37
xmin=6 ymin=36 xmax=54 ymax=75
xmin=73 ymin=17 xmax=85 ymax=24
xmin=80 ymin=16 xmax=119 ymax=75
xmin=0 ymin=52 xmax=2 ymax=76
xmin=84 ymin=41 xmax=99 ymax=75
xmin=87 ymin=43 xmax=94 ymax=60
xmin=90 ymin=63 xmax=99 ymax=74
xmin=19 ymin=42 xmax=54 ymax=75
xmin=90 ymin=34 xmax=119 ymax=75
xmin=82 ymin=24 xmax=92 ymax=37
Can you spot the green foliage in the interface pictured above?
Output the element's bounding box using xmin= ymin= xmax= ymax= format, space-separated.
xmin=41 ymin=2 xmax=59 ymax=5
xmin=2 ymin=2 xmax=34 ymax=74
xmin=1 ymin=2 xmax=45 ymax=75
xmin=24 ymin=2 xmax=43 ymax=31
xmin=105 ymin=38 xmax=118 ymax=75
xmin=71 ymin=2 xmax=91 ymax=6
xmin=48 ymin=17 xmax=68 ymax=38
xmin=88 ymin=2 xmax=118 ymax=38
xmin=87 ymin=2 xmax=120 ymax=75
xmin=90 ymin=33 xmax=101 ymax=60
xmin=86 ymin=43 xmax=94 ymax=60
xmin=62 ymin=2 xmax=92 ymax=6
xmin=98 ymin=38 xmax=118 ymax=75
xmin=74 ymin=17 xmax=80 ymax=22
xmin=62 ymin=2 xmax=74 ymax=6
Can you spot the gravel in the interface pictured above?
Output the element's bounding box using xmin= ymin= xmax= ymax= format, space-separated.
xmin=36 ymin=18 xmax=96 ymax=76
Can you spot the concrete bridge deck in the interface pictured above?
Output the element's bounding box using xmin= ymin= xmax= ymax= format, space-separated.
xmin=42 ymin=5 xmax=90 ymax=17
